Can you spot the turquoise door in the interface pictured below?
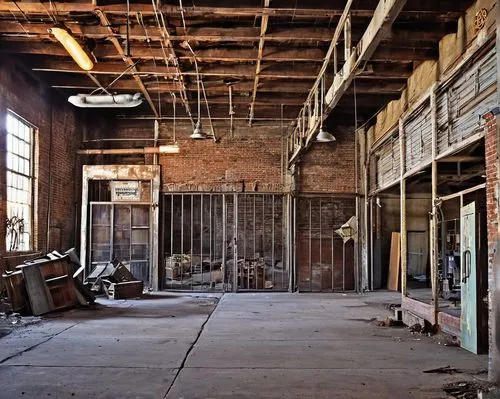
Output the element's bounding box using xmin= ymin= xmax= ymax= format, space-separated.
xmin=460 ymin=201 xmax=477 ymax=353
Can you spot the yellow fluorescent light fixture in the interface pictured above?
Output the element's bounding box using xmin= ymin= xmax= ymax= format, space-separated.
xmin=48 ymin=27 xmax=94 ymax=71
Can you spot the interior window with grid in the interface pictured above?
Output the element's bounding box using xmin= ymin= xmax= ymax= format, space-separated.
xmin=6 ymin=112 xmax=34 ymax=251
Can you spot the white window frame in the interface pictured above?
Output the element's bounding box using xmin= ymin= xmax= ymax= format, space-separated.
xmin=5 ymin=110 xmax=35 ymax=252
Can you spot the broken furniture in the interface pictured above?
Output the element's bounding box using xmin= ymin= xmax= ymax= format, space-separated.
xmin=85 ymin=260 xmax=144 ymax=299
xmin=19 ymin=259 xmax=78 ymax=316
xmin=1 ymin=250 xmax=95 ymax=316
xmin=1 ymin=270 xmax=28 ymax=313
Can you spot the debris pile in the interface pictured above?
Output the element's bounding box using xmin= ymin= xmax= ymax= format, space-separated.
xmin=1 ymin=248 xmax=94 ymax=316
xmin=85 ymin=260 xmax=144 ymax=300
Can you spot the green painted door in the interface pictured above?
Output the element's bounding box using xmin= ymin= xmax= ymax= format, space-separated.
xmin=460 ymin=201 xmax=477 ymax=354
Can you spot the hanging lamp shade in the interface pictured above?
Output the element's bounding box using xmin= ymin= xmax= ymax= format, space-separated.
xmin=316 ymin=126 xmax=336 ymax=142
xmin=190 ymin=120 xmax=207 ymax=140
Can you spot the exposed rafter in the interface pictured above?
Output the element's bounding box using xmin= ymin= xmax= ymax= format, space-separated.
xmin=95 ymin=9 xmax=158 ymax=117
xmin=248 ymin=0 xmax=270 ymax=126
xmin=0 ymin=0 xmax=472 ymax=123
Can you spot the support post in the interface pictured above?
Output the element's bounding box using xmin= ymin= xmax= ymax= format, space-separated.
xmin=399 ymin=118 xmax=407 ymax=296
xmin=490 ymin=0 xmax=500 ymax=384
xmin=430 ymin=86 xmax=439 ymax=324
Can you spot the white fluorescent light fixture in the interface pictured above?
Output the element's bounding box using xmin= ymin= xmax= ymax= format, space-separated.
xmin=158 ymin=144 xmax=180 ymax=154
xmin=68 ymin=93 xmax=143 ymax=108
xmin=48 ymin=27 xmax=94 ymax=71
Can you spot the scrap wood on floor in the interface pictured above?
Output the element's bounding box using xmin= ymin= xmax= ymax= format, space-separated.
xmin=1 ymin=248 xmax=95 ymax=316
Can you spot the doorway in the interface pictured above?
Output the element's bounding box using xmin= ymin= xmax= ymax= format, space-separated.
xmin=89 ymin=203 xmax=151 ymax=284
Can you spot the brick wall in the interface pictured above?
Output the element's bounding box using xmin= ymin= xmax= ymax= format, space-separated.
xmin=0 ymin=58 xmax=82 ymax=279
xmin=82 ymin=118 xmax=286 ymax=193
xmin=299 ymin=130 xmax=356 ymax=193
xmin=484 ymin=111 xmax=498 ymax=359
xmin=160 ymin=136 xmax=284 ymax=193
xmin=484 ymin=112 xmax=498 ymax=268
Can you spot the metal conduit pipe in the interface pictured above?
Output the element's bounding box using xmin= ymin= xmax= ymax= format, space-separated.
xmin=77 ymin=145 xmax=180 ymax=155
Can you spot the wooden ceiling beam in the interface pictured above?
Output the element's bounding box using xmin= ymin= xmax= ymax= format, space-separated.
xmin=0 ymin=40 xmax=326 ymax=62
xmin=0 ymin=2 xmax=468 ymax=18
xmin=32 ymin=60 xmax=178 ymax=75
xmin=176 ymin=47 xmax=326 ymax=62
xmin=47 ymin=76 xmax=313 ymax=93
xmin=31 ymin=60 xmax=324 ymax=79
xmin=248 ymin=0 xmax=270 ymax=126
xmin=95 ymin=10 xmax=158 ymax=117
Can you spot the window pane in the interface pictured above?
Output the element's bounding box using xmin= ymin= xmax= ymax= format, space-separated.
xmin=13 ymin=136 xmax=18 ymax=154
xmin=6 ymin=114 xmax=13 ymax=133
xmin=24 ymin=142 xmax=30 ymax=159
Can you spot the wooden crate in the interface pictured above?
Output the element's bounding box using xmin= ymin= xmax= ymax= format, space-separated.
xmin=106 ymin=280 xmax=144 ymax=300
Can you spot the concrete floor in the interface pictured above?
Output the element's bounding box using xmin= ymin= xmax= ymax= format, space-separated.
xmin=0 ymin=291 xmax=489 ymax=398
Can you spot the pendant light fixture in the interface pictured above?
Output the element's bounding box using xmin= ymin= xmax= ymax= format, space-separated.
xmin=190 ymin=72 xmax=207 ymax=139
xmin=48 ymin=27 xmax=94 ymax=71
xmin=316 ymin=74 xmax=336 ymax=143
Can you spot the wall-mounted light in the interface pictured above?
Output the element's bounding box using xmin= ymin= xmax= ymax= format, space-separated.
xmin=48 ymin=27 xmax=94 ymax=71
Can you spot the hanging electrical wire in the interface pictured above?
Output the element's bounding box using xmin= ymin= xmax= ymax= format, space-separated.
xmin=184 ymin=40 xmax=216 ymax=141
xmin=152 ymin=0 xmax=194 ymax=125
xmin=125 ymin=0 xmax=131 ymax=57
xmin=138 ymin=11 xmax=162 ymax=118
xmin=89 ymin=60 xmax=140 ymax=96
xmin=179 ymin=0 xmax=188 ymax=33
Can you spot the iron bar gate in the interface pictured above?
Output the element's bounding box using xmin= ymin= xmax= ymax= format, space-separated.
xmin=161 ymin=193 xmax=289 ymax=292
xmin=296 ymin=196 xmax=356 ymax=292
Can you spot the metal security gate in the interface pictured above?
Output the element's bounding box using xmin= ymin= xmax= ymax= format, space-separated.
xmin=161 ymin=193 xmax=289 ymax=292
xmin=296 ymin=196 xmax=356 ymax=292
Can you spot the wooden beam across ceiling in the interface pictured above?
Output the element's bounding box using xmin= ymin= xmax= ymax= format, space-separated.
xmin=0 ymin=40 xmax=327 ymax=62
xmin=248 ymin=0 xmax=270 ymax=125
xmin=0 ymin=1 xmax=469 ymax=19
xmin=95 ymin=10 xmax=158 ymax=117
xmin=0 ymin=21 xmax=337 ymax=43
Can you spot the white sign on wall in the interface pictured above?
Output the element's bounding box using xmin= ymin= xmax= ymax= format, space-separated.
xmin=111 ymin=181 xmax=141 ymax=201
